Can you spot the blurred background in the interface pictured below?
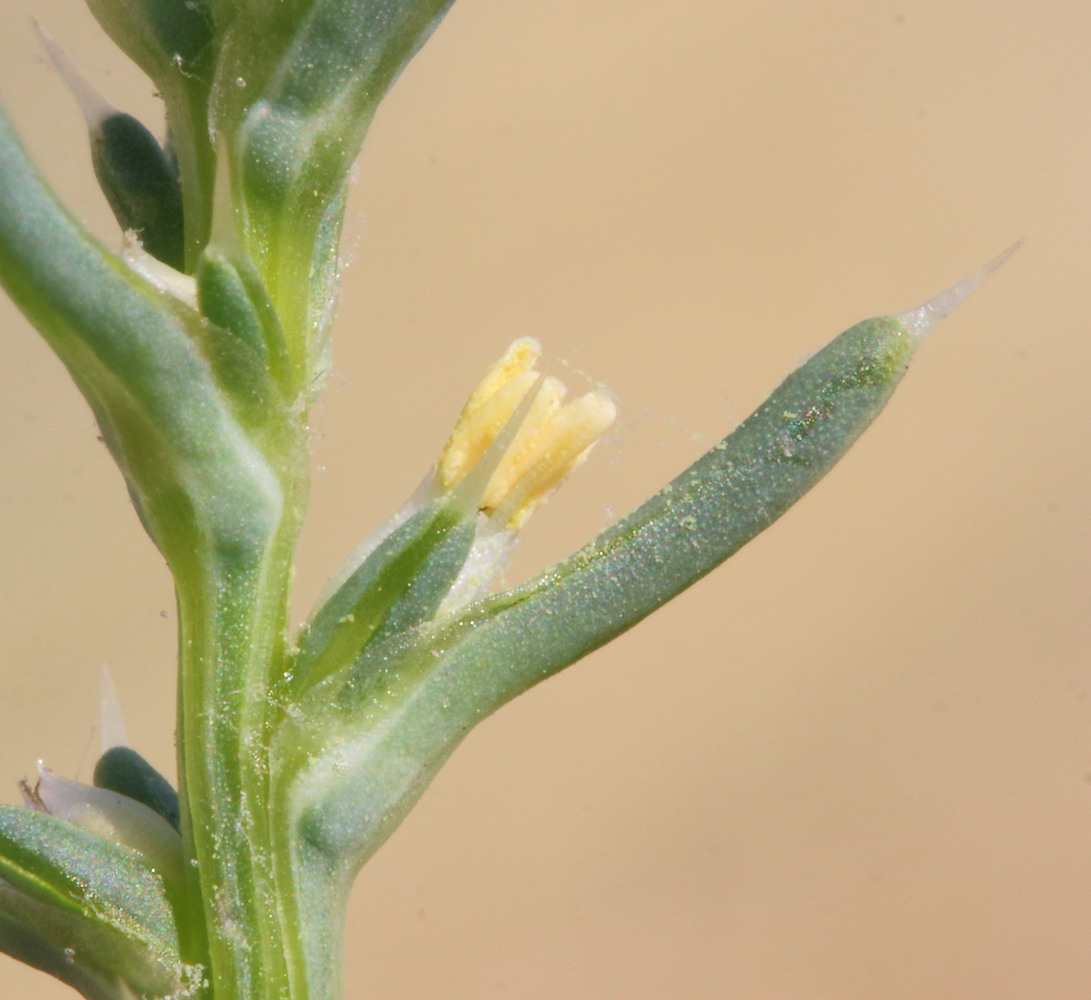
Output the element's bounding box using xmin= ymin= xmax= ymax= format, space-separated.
xmin=1 ymin=0 xmax=1088 ymax=997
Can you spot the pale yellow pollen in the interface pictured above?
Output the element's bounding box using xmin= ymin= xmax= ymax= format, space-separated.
xmin=496 ymin=392 xmax=618 ymax=529
xmin=458 ymin=337 xmax=541 ymax=415
xmin=438 ymin=370 xmax=539 ymax=486
xmin=438 ymin=338 xmax=617 ymax=528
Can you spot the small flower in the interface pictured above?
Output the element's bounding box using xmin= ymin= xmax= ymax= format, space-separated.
xmin=316 ymin=338 xmax=618 ymax=618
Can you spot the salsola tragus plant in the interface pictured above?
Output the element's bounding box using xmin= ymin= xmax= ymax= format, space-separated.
xmin=0 ymin=2 xmax=1015 ymax=998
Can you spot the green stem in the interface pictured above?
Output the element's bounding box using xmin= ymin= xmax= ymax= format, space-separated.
xmin=172 ymin=86 xmax=217 ymax=273
xmin=174 ymin=501 xmax=310 ymax=1000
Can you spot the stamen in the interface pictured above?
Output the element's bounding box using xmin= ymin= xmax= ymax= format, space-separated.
xmin=438 ymin=339 xmax=617 ymax=529
xmin=492 ymin=391 xmax=618 ymax=529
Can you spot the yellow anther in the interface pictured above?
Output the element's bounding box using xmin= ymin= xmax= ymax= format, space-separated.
xmin=438 ymin=338 xmax=617 ymax=529
xmin=457 ymin=337 xmax=541 ymax=419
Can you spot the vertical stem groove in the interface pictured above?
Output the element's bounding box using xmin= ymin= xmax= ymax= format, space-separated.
xmin=175 ymin=501 xmax=310 ymax=1000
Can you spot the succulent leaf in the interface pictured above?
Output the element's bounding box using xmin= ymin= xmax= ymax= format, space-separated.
xmin=39 ymin=26 xmax=186 ymax=269
xmin=280 ymin=309 xmax=937 ymax=881
xmin=92 ymin=113 xmax=186 ymax=269
xmin=0 ymin=806 xmax=179 ymax=954
xmin=0 ymin=882 xmax=186 ymax=1000
xmin=83 ymin=0 xmax=218 ymax=263
xmin=0 ymin=104 xmax=299 ymax=563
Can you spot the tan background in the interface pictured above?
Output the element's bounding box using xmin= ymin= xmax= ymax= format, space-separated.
xmin=1 ymin=0 xmax=1088 ymax=997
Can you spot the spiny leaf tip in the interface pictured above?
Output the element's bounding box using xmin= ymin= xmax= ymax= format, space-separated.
xmin=899 ymin=239 xmax=1022 ymax=339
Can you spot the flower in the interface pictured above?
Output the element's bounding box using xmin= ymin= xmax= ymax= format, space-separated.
xmin=316 ymin=338 xmax=618 ymax=618
xmin=438 ymin=337 xmax=618 ymax=529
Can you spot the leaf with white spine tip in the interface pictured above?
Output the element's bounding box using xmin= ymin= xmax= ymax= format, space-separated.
xmin=347 ymin=245 xmax=1024 ymax=718
xmin=0 ymin=806 xmax=179 ymax=954
xmin=284 ymin=250 xmax=1019 ymax=873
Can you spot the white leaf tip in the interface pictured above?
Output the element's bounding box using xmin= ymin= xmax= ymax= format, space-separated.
xmin=100 ymin=665 xmax=129 ymax=753
xmin=899 ymin=239 xmax=1023 ymax=340
xmin=35 ymin=21 xmax=115 ymax=127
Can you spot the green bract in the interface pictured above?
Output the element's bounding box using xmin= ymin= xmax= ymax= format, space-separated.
xmin=0 ymin=2 xmax=1012 ymax=998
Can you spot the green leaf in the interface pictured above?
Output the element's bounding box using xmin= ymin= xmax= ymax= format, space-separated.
xmin=0 ymin=806 xmax=179 ymax=954
xmin=279 ymin=306 xmax=951 ymax=875
xmin=0 ymin=103 xmax=297 ymax=563
xmin=0 ymin=883 xmax=187 ymax=1000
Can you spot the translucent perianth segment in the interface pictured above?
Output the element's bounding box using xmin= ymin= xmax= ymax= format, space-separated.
xmin=438 ymin=338 xmax=617 ymax=529
xmin=21 ymin=764 xmax=182 ymax=884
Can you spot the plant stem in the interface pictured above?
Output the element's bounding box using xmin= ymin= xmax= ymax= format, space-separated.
xmin=174 ymin=493 xmax=310 ymax=1000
